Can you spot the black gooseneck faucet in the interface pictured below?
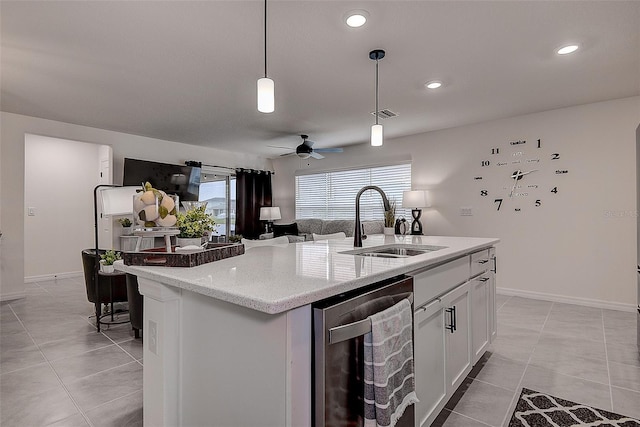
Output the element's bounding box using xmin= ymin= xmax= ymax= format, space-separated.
xmin=354 ymin=185 xmax=391 ymax=247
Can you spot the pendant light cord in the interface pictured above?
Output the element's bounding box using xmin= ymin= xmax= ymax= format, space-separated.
xmin=264 ymin=0 xmax=268 ymax=78
xmin=375 ymin=58 xmax=379 ymax=125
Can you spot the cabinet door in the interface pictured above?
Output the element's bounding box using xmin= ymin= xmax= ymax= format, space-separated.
xmin=441 ymin=281 xmax=472 ymax=392
xmin=414 ymin=298 xmax=447 ymax=427
xmin=471 ymin=274 xmax=490 ymax=364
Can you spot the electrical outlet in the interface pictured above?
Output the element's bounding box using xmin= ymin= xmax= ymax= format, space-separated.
xmin=148 ymin=320 xmax=158 ymax=355
xmin=460 ymin=207 xmax=473 ymax=216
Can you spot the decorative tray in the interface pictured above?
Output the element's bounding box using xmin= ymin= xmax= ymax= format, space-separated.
xmin=123 ymin=243 xmax=245 ymax=267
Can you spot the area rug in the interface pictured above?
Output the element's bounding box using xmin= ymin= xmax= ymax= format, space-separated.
xmin=508 ymin=388 xmax=640 ymax=427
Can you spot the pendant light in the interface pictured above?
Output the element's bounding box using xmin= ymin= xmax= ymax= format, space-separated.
xmin=369 ymin=49 xmax=385 ymax=146
xmin=257 ymin=0 xmax=274 ymax=113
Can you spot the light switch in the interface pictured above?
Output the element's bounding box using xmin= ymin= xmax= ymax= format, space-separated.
xmin=28 ymin=207 xmax=36 ymax=216
xmin=460 ymin=207 xmax=473 ymax=216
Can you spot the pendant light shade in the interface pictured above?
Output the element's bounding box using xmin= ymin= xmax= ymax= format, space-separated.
xmin=369 ymin=49 xmax=385 ymax=147
xmin=257 ymin=77 xmax=274 ymax=113
xmin=257 ymin=0 xmax=274 ymax=113
xmin=371 ymin=124 xmax=383 ymax=147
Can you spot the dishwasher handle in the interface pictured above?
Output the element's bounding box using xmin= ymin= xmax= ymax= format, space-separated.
xmin=328 ymin=293 xmax=413 ymax=344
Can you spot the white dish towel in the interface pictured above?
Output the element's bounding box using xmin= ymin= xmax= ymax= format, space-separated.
xmin=364 ymin=298 xmax=419 ymax=427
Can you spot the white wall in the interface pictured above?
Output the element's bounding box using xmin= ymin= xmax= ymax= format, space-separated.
xmin=0 ymin=112 xmax=272 ymax=300
xmin=272 ymin=97 xmax=640 ymax=309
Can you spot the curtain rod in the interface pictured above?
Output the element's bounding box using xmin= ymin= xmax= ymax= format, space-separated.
xmin=185 ymin=161 xmax=275 ymax=175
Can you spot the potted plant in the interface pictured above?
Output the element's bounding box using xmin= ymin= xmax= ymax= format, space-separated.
xmin=118 ymin=217 xmax=133 ymax=235
xmin=384 ymin=199 xmax=396 ymax=235
xmin=175 ymin=205 xmax=216 ymax=247
xmin=100 ymin=249 xmax=122 ymax=273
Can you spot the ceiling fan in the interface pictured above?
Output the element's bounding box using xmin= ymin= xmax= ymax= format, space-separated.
xmin=273 ymin=135 xmax=344 ymax=159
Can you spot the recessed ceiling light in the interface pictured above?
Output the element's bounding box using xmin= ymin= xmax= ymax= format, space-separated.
xmin=345 ymin=10 xmax=368 ymax=28
xmin=425 ymin=80 xmax=443 ymax=90
xmin=556 ymin=44 xmax=579 ymax=55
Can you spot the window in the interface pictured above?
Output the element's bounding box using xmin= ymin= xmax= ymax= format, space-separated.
xmin=198 ymin=168 xmax=236 ymax=239
xmin=295 ymin=163 xmax=412 ymax=220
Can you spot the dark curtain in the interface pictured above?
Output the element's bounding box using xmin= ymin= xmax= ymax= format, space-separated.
xmin=235 ymin=169 xmax=272 ymax=239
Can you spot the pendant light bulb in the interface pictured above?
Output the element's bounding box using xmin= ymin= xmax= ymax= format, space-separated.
xmin=371 ymin=124 xmax=383 ymax=147
xmin=258 ymin=0 xmax=274 ymax=113
xmin=257 ymin=77 xmax=274 ymax=113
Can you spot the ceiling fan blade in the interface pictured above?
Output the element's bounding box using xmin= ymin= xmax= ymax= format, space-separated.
xmin=315 ymin=147 xmax=344 ymax=153
xmin=267 ymin=145 xmax=295 ymax=150
xmin=279 ymin=152 xmax=295 ymax=157
xmin=310 ymin=152 xmax=325 ymax=160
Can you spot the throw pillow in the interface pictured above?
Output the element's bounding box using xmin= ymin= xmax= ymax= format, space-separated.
xmin=312 ymin=232 xmax=347 ymax=241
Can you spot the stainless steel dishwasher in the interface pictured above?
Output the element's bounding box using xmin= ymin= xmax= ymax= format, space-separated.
xmin=312 ymin=275 xmax=415 ymax=427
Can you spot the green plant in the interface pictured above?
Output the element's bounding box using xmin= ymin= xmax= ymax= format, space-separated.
xmin=384 ymin=199 xmax=397 ymax=227
xmin=176 ymin=206 xmax=216 ymax=238
xmin=228 ymin=234 xmax=243 ymax=243
xmin=100 ymin=249 xmax=122 ymax=266
xmin=118 ymin=218 xmax=132 ymax=227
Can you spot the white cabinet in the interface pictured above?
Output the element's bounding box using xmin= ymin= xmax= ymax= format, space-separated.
xmin=411 ymin=248 xmax=497 ymax=427
xmin=442 ymin=281 xmax=472 ymax=392
xmin=414 ymin=298 xmax=447 ymax=427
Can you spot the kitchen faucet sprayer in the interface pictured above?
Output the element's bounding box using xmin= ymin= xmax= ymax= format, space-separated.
xmin=354 ymin=186 xmax=390 ymax=247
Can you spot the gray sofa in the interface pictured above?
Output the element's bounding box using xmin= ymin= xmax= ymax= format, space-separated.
xmin=295 ymin=219 xmax=384 ymax=241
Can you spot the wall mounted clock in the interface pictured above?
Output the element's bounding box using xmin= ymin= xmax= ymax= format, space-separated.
xmin=474 ymin=138 xmax=568 ymax=212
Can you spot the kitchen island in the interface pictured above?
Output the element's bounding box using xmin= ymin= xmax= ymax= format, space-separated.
xmin=116 ymin=234 xmax=499 ymax=427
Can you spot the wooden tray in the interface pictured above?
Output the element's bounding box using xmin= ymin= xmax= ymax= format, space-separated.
xmin=123 ymin=243 xmax=245 ymax=267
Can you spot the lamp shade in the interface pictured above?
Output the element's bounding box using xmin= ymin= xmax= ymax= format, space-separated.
xmin=259 ymin=206 xmax=281 ymax=221
xmin=402 ymin=190 xmax=432 ymax=209
xmin=100 ymin=186 xmax=140 ymax=215
xmin=371 ymin=124 xmax=383 ymax=147
xmin=257 ymin=77 xmax=275 ymax=113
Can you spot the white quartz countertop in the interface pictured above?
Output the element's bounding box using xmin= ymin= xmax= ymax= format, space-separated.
xmin=115 ymin=235 xmax=499 ymax=314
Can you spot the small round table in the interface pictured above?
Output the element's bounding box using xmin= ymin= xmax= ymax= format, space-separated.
xmin=97 ymin=270 xmax=130 ymax=328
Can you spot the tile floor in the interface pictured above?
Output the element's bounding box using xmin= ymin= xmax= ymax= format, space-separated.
xmin=1 ymin=278 xmax=638 ymax=427
xmin=0 ymin=277 xmax=142 ymax=427
xmin=434 ymin=294 xmax=640 ymax=427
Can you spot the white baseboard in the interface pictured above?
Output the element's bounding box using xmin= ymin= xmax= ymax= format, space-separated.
xmin=24 ymin=271 xmax=83 ymax=283
xmin=0 ymin=291 xmax=26 ymax=302
xmin=497 ymin=287 xmax=636 ymax=312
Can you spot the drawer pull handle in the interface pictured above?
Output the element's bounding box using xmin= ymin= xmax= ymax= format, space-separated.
xmin=479 ymin=277 xmax=490 ymax=282
xmin=418 ymin=297 xmax=441 ymax=312
xmin=477 ymin=259 xmax=489 ymax=264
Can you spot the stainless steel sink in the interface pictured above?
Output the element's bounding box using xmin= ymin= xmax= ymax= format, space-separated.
xmin=340 ymin=244 xmax=447 ymax=258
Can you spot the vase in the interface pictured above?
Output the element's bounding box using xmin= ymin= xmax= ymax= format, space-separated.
xmin=100 ymin=262 xmax=115 ymax=273
xmin=176 ymin=237 xmax=204 ymax=247
xmin=121 ymin=226 xmax=132 ymax=236
xmin=133 ymin=191 xmax=179 ymax=228
xmin=383 ymin=227 xmax=395 ymax=236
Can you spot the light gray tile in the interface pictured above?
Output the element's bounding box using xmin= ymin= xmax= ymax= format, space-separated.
xmin=520 ymin=365 xmax=612 ymax=411
xmin=0 ymin=335 xmax=46 ymax=374
xmin=440 ymin=410 xmax=491 ymax=427
xmin=487 ymin=341 xmax=534 ymax=363
xmin=604 ymin=323 xmax=638 ymax=346
xmin=497 ymin=311 xmax=548 ymax=332
xmin=541 ymin=318 xmax=605 ymax=342
xmin=472 ymin=353 xmax=527 ymax=391
xmin=535 ymin=330 xmax=607 ymax=361
xmin=46 ymin=413 xmax=90 ymax=427
xmin=51 ymin=344 xmax=137 ymax=384
xmin=86 ymin=390 xmax=143 ymax=427
xmin=607 ymin=341 xmax=640 ymax=368
xmin=66 ymin=361 xmax=143 ymax=411
xmin=609 ymin=361 xmax=640 ymax=393
xmin=603 ymin=309 xmax=636 ymax=327
xmin=445 ymin=380 xmax=513 ymax=427
xmin=0 ymin=362 xmax=61 ymax=401
xmin=26 ymin=317 xmax=98 ymax=345
xmin=495 ymin=294 xmax=511 ymax=311
xmin=101 ymin=324 xmax=137 ymax=343
xmin=117 ymin=339 xmax=143 ymax=360
xmin=529 ymin=347 xmax=609 ymax=385
xmin=0 ymin=383 xmax=78 ymax=426
xmin=611 ymin=386 xmax=640 ymax=420
xmin=39 ymin=331 xmax=113 ymax=362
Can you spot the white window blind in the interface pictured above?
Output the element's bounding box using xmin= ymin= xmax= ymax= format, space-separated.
xmin=295 ymin=163 xmax=412 ymax=220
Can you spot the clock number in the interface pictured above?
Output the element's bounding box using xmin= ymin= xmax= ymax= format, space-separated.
xmin=491 ymin=148 xmax=500 ymax=155
xmin=551 ymin=153 xmax=560 ymax=160
xmin=494 ymin=198 xmax=503 ymax=211
xmin=481 ymin=160 xmax=491 ymax=167
xmin=480 ymin=190 xmax=488 ymax=196
xmin=535 ymin=199 xmax=541 ymax=207
xmin=537 ymin=139 xmax=541 ymax=148
xmin=551 ymin=187 xmax=558 ymax=194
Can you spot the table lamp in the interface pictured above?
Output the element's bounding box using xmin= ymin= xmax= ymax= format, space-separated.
xmin=402 ymin=190 xmax=431 ymax=235
xmin=259 ymin=206 xmax=281 ymax=234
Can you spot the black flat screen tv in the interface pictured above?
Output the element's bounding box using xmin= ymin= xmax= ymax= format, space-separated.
xmin=123 ymin=158 xmax=201 ymax=202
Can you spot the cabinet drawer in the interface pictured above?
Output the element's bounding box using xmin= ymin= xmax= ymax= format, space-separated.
xmin=470 ymin=249 xmax=491 ymax=277
xmin=411 ymin=256 xmax=469 ymax=308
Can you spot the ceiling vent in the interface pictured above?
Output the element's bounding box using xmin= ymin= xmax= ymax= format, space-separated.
xmin=370 ymin=109 xmax=398 ymax=119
